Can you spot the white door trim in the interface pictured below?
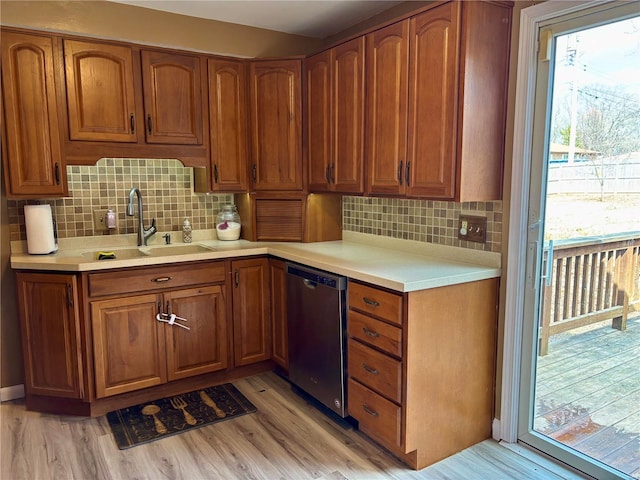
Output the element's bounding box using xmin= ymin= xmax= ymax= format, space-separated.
xmin=499 ymin=0 xmax=612 ymax=444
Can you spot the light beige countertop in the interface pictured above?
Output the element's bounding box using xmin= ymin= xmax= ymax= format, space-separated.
xmin=11 ymin=231 xmax=500 ymax=292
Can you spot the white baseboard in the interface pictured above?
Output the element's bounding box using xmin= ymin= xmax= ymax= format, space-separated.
xmin=492 ymin=418 xmax=501 ymax=441
xmin=0 ymin=384 xmax=25 ymax=402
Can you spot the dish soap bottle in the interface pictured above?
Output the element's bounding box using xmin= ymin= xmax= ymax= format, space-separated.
xmin=182 ymin=218 xmax=192 ymax=243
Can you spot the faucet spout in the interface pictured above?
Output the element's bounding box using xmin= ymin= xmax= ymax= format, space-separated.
xmin=126 ymin=187 xmax=157 ymax=246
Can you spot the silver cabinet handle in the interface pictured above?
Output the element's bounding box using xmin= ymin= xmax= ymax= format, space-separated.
xmin=363 ymin=327 xmax=380 ymax=338
xmin=363 ymin=297 xmax=380 ymax=307
xmin=362 ymin=363 xmax=379 ymax=375
xmin=151 ymin=276 xmax=172 ymax=283
xmin=363 ymin=405 xmax=379 ymax=417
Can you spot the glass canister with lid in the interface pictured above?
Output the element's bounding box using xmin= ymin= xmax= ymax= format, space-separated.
xmin=216 ymin=204 xmax=241 ymax=240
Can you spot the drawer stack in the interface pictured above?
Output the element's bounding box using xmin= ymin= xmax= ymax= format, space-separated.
xmin=347 ymin=281 xmax=404 ymax=450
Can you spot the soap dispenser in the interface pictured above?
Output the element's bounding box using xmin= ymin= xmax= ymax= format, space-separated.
xmin=182 ymin=218 xmax=192 ymax=243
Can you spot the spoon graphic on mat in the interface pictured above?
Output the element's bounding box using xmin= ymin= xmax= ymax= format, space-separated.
xmin=141 ymin=404 xmax=167 ymax=434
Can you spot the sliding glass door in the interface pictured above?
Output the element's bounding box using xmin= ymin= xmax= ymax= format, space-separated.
xmin=519 ymin=2 xmax=640 ymax=479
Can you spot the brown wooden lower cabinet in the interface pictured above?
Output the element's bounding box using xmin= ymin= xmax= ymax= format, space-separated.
xmin=91 ymin=293 xmax=168 ymax=398
xmin=15 ymin=257 xmax=498 ymax=471
xmin=91 ymin=285 xmax=229 ymax=398
xmin=15 ymin=259 xmax=276 ymax=416
xmin=231 ymin=257 xmax=271 ymax=366
xmin=269 ymin=258 xmax=288 ymax=370
xmin=347 ymin=278 xmax=499 ymax=470
xmin=16 ymin=272 xmax=83 ymax=399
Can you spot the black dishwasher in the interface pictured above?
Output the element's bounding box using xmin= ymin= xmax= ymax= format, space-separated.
xmin=285 ymin=262 xmax=348 ymax=417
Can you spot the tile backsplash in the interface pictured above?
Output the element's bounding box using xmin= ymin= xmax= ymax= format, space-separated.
xmin=6 ymin=158 xmax=233 ymax=242
xmin=342 ymin=196 xmax=502 ymax=252
xmin=7 ymin=158 xmax=502 ymax=253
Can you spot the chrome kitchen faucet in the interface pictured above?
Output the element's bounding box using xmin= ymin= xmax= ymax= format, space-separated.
xmin=126 ymin=187 xmax=157 ymax=246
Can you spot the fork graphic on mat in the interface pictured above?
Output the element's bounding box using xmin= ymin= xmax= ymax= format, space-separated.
xmin=170 ymin=396 xmax=197 ymax=425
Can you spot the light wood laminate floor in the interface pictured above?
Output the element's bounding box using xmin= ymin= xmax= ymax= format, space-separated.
xmin=1 ymin=372 xmax=587 ymax=480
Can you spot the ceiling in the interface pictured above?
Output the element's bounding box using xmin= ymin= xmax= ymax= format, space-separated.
xmin=111 ymin=0 xmax=403 ymax=39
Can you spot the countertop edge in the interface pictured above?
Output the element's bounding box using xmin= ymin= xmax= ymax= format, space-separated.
xmin=11 ymin=236 xmax=502 ymax=292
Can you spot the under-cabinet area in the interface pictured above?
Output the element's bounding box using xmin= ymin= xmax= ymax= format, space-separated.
xmin=12 ymin=237 xmax=501 ymax=470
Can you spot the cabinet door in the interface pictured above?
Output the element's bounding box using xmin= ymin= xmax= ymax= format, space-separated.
xmin=141 ymin=50 xmax=204 ymax=145
xmin=1 ymin=32 xmax=67 ymax=197
xmin=64 ymin=39 xmax=138 ymax=142
xmin=248 ymin=60 xmax=302 ymax=191
xmin=333 ymin=37 xmax=365 ymax=193
xmin=365 ymin=21 xmax=409 ymax=196
xmin=208 ymin=58 xmax=248 ymax=191
xmin=406 ymin=3 xmax=460 ymax=199
xmin=164 ymin=286 xmax=228 ymax=381
xmin=232 ymin=258 xmax=271 ymax=366
xmin=305 ymin=50 xmax=332 ymax=192
xmin=91 ymin=294 xmax=167 ymax=398
xmin=16 ymin=273 xmax=83 ymax=398
xmin=269 ymin=259 xmax=288 ymax=369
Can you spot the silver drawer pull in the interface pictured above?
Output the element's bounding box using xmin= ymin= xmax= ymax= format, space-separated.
xmin=363 ymin=404 xmax=379 ymax=417
xmin=362 ymin=297 xmax=380 ymax=307
xmin=362 ymin=363 xmax=379 ymax=375
xmin=363 ymin=327 xmax=380 ymax=338
xmin=151 ymin=276 xmax=172 ymax=283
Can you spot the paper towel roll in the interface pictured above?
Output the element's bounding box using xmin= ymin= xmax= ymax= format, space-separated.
xmin=25 ymin=205 xmax=58 ymax=254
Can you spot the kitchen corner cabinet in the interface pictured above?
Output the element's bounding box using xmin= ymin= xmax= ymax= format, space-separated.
xmin=347 ymin=278 xmax=499 ymax=470
xmin=307 ymin=37 xmax=365 ymax=194
xmin=367 ymin=1 xmax=511 ymax=201
xmin=248 ymin=59 xmax=303 ymax=191
xmin=1 ymin=31 xmax=68 ymax=198
xmin=206 ymin=58 xmax=248 ymax=192
xmin=16 ymin=273 xmax=83 ymax=399
xmin=89 ymin=262 xmax=228 ymax=398
xmin=269 ymin=258 xmax=288 ymax=370
xmin=232 ymin=258 xmax=272 ymax=366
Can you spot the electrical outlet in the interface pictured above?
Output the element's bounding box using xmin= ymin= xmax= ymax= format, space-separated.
xmin=93 ymin=210 xmax=108 ymax=232
xmin=458 ymin=214 xmax=487 ymax=243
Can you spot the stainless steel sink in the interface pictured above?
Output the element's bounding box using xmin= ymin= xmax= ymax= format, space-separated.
xmin=83 ymin=244 xmax=215 ymax=261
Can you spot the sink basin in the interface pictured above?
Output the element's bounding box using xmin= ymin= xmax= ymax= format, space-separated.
xmin=83 ymin=244 xmax=215 ymax=261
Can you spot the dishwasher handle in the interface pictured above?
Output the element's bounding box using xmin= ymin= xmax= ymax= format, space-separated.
xmin=303 ymin=279 xmax=317 ymax=289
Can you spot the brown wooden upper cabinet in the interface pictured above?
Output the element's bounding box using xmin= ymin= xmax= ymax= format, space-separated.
xmin=248 ymin=59 xmax=303 ymax=191
xmin=365 ymin=20 xmax=410 ymax=197
xmin=1 ymin=31 xmax=68 ymax=198
xmin=307 ymin=37 xmax=365 ymax=194
xmin=64 ymin=39 xmax=139 ymax=143
xmin=207 ymin=58 xmax=248 ymax=192
xmin=367 ymin=1 xmax=511 ymax=201
xmin=141 ymin=50 xmax=205 ymax=145
xmin=64 ymin=40 xmax=206 ymax=146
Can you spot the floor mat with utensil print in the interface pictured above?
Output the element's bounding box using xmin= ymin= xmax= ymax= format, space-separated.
xmin=106 ymin=383 xmax=257 ymax=449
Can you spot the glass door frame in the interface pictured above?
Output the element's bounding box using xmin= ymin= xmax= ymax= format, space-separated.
xmin=501 ymin=1 xmax=637 ymax=479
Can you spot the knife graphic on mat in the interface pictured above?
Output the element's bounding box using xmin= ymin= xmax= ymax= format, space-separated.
xmin=199 ymin=390 xmax=227 ymax=418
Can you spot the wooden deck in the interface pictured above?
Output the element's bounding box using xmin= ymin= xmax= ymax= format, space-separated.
xmin=535 ymin=312 xmax=640 ymax=478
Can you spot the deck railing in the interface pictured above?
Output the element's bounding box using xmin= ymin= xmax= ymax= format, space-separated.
xmin=539 ymin=232 xmax=640 ymax=355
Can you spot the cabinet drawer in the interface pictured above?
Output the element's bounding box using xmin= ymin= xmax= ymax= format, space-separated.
xmin=348 ymin=310 xmax=402 ymax=357
xmin=348 ymin=378 xmax=402 ymax=449
xmin=348 ymin=339 xmax=401 ymax=403
xmin=348 ymin=282 xmax=402 ymax=325
xmin=88 ymin=262 xmax=225 ymax=297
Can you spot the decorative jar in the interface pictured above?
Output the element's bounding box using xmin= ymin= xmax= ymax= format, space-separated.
xmin=216 ymin=205 xmax=241 ymax=241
